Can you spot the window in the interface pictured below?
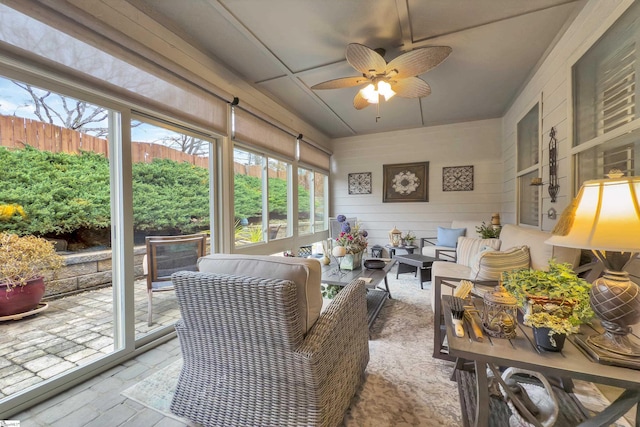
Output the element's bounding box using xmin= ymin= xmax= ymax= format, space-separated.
xmin=268 ymin=158 xmax=289 ymax=240
xmin=131 ymin=118 xmax=212 ymax=337
xmin=314 ymin=171 xmax=327 ymax=232
xmin=234 ymin=147 xmax=265 ymax=247
xmin=516 ymin=103 xmax=540 ymax=226
xmin=0 ymin=74 xmax=119 ymax=399
xmin=574 ymin=5 xmax=639 ymax=146
xmin=298 ymin=167 xmax=312 ymax=235
xmin=573 ymin=2 xmax=640 ymax=189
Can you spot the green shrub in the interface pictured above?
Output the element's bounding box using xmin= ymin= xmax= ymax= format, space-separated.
xmin=0 ymin=146 xmax=312 ymax=241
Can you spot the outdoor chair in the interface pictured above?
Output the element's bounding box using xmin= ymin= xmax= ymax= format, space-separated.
xmin=169 ymin=254 xmax=369 ymax=427
xmin=144 ymin=234 xmax=206 ymax=326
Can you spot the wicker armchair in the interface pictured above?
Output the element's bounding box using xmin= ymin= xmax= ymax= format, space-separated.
xmin=169 ymin=269 xmax=369 ymax=427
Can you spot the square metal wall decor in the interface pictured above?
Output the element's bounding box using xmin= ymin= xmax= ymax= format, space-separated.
xmin=348 ymin=172 xmax=372 ymax=195
xmin=442 ymin=165 xmax=474 ymax=191
xmin=382 ymin=162 xmax=429 ymax=203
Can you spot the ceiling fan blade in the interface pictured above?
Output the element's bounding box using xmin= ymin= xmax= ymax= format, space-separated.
xmin=386 ymin=46 xmax=452 ymax=79
xmin=391 ymin=77 xmax=431 ymax=98
xmin=353 ymin=91 xmax=371 ymax=110
xmin=346 ymin=43 xmax=387 ymax=76
xmin=311 ymin=76 xmax=370 ymax=90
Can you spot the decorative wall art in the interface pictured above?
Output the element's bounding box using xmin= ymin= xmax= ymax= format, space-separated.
xmin=442 ymin=165 xmax=474 ymax=191
xmin=348 ymin=172 xmax=372 ymax=195
xmin=382 ymin=162 xmax=429 ymax=203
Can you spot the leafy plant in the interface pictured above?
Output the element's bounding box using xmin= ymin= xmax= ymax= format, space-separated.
xmin=0 ymin=233 xmax=64 ymax=289
xmin=523 ymin=311 xmax=579 ymax=336
xmin=476 ymin=221 xmax=501 ymax=239
xmin=502 ymin=260 xmax=594 ymax=330
xmin=321 ymin=284 xmax=341 ymax=299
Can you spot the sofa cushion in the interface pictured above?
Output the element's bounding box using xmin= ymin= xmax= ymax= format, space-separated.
xmin=471 ymin=245 xmax=530 ymax=281
xmin=197 ymin=254 xmax=322 ymax=334
xmin=430 ymin=261 xmax=475 ymax=309
xmin=456 ymin=237 xmax=502 ymax=267
xmin=437 ymin=226 xmax=466 ymax=247
xmin=499 ymin=224 xmax=580 ymax=270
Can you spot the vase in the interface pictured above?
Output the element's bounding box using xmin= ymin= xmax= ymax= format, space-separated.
xmin=0 ymin=276 xmax=46 ymax=317
xmin=340 ymin=251 xmax=363 ymax=270
xmin=533 ymin=327 xmax=566 ymax=352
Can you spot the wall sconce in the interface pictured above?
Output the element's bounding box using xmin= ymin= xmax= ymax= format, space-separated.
xmin=548 ymin=127 xmax=559 ymax=202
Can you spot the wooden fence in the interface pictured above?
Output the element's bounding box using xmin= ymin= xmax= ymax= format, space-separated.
xmin=0 ymin=115 xmax=208 ymax=167
xmin=0 ymin=115 xmax=313 ymax=185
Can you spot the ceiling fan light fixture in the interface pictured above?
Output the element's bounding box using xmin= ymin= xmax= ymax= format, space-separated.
xmin=360 ymin=83 xmax=379 ymax=103
xmin=377 ymin=80 xmax=395 ymax=101
xmin=360 ymin=80 xmax=395 ymax=104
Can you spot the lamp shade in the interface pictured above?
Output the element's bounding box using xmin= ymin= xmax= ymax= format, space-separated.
xmin=546 ymin=176 xmax=640 ymax=252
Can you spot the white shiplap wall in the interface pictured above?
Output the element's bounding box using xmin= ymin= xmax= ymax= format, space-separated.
xmin=501 ymin=0 xmax=633 ymax=230
xmin=330 ymin=118 xmax=502 ymax=249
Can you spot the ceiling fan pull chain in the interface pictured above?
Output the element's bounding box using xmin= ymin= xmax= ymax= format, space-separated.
xmin=376 ymin=100 xmax=381 ymax=122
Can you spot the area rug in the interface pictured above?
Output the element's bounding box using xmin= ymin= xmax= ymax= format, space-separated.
xmin=121 ymin=269 xmax=631 ymax=426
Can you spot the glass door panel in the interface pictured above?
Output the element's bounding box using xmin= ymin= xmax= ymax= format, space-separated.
xmin=0 ymin=75 xmax=117 ymax=400
xmin=131 ymin=119 xmax=211 ymax=337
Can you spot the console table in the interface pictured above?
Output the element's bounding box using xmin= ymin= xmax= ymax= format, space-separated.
xmin=441 ymin=295 xmax=640 ymax=427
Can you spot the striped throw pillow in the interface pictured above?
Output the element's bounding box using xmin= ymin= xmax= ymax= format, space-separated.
xmin=472 ymin=246 xmax=530 ymax=281
xmin=455 ymin=237 xmax=502 ymax=267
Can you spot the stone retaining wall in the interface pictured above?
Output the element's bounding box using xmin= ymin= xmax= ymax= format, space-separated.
xmin=43 ymin=246 xmax=147 ymax=299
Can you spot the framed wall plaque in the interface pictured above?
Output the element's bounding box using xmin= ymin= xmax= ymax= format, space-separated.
xmin=443 ymin=165 xmax=474 ymax=191
xmin=348 ymin=172 xmax=372 ymax=195
xmin=382 ymin=162 xmax=429 ymax=203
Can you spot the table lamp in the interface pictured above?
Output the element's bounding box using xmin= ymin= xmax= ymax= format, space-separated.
xmin=546 ymin=171 xmax=640 ymax=363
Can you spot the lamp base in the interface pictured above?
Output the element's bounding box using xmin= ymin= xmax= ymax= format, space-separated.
xmin=573 ymin=334 xmax=640 ymax=370
xmin=587 ymin=330 xmax=640 ymax=357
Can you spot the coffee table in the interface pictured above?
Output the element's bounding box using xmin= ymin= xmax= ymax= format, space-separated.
xmin=321 ymin=258 xmax=396 ymax=329
xmin=395 ymin=253 xmax=436 ymax=289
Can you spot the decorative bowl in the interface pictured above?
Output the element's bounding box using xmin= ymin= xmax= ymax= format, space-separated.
xmin=364 ymin=259 xmax=386 ymax=269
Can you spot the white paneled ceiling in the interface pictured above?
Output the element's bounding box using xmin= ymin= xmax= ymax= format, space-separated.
xmin=129 ymin=0 xmax=586 ymax=138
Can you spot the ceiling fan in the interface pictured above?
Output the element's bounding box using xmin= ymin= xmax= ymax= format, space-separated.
xmin=311 ymin=43 xmax=452 ymax=110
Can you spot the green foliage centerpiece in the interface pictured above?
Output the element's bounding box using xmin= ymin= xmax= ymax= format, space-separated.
xmin=502 ymin=261 xmax=594 ymax=349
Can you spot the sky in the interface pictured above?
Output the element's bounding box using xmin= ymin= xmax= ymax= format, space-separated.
xmin=0 ymin=75 xmax=188 ymax=145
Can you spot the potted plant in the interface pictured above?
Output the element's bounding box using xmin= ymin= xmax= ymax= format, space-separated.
xmin=476 ymin=221 xmax=501 ymax=239
xmin=0 ymin=233 xmax=64 ymax=317
xmin=502 ymin=260 xmax=594 ymax=351
xmin=402 ymin=230 xmax=416 ymax=246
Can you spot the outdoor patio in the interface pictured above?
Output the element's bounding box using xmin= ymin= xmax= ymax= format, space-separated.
xmin=0 ymin=280 xmax=180 ymax=399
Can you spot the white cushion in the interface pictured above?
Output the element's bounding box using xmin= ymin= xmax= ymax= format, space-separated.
xmin=197 ymin=254 xmax=322 ymax=334
xmin=456 ymin=237 xmax=502 ymax=267
xmin=499 ymin=224 xmax=580 ymax=270
xmin=430 ymin=261 xmax=475 ymax=310
xmin=471 ymin=246 xmax=530 ymax=281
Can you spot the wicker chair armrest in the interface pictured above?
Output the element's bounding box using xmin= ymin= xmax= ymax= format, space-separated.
xmin=419 ymin=236 xmax=437 ymax=249
xmin=297 ymin=279 xmax=368 ymax=358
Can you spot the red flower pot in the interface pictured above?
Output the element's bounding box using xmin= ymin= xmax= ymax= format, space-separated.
xmin=0 ymin=276 xmax=46 ymax=317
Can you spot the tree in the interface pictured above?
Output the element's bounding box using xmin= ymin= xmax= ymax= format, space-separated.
xmin=13 ymin=82 xmax=109 ymax=137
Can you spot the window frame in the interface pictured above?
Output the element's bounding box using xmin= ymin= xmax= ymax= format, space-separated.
xmin=516 ymin=100 xmax=542 ymax=227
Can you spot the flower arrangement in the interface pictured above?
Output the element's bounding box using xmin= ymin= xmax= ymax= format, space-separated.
xmin=334 ymin=215 xmax=368 ymax=254
xmin=402 ymin=230 xmax=416 ymax=245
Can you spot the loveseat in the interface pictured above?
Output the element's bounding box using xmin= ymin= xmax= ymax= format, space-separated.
xmin=430 ymin=224 xmax=581 ymax=360
xmin=170 ymin=254 xmax=369 ymax=427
